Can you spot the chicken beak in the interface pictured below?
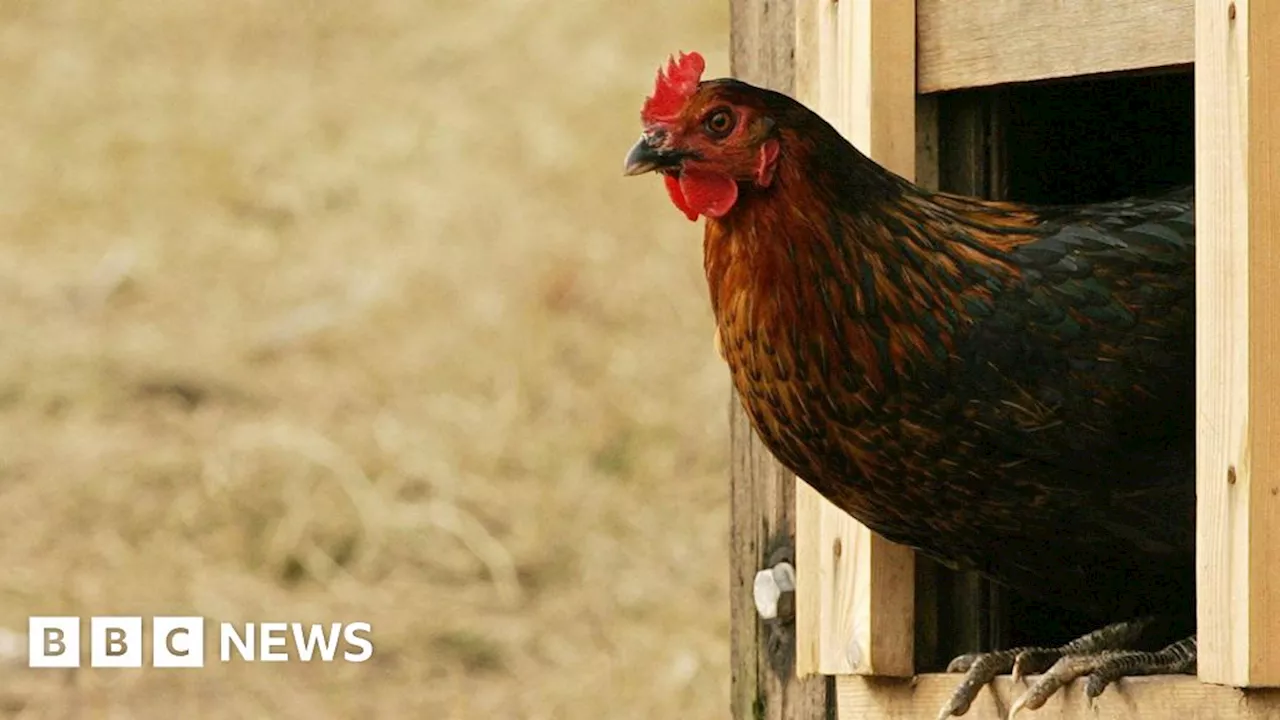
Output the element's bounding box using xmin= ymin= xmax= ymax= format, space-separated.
xmin=623 ymin=135 xmax=668 ymax=176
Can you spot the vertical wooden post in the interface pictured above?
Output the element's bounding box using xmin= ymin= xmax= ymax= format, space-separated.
xmin=791 ymin=0 xmax=916 ymax=679
xmin=1195 ymin=0 xmax=1280 ymax=688
xmin=729 ymin=2 xmax=834 ymax=718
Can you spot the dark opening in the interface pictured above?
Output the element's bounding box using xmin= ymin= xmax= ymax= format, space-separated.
xmin=1001 ymin=71 xmax=1194 ymax=203
xmin=916 ymin=68 xmax=1195 ymax=671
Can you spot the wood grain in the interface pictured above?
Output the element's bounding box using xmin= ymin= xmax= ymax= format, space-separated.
xmin=729 ymin=2 xmax=833 ymax=716
xmin=792 ymin=0 xmax=915 ymax=680
xmin=1246 ymin=0 xmax=1280 ymax=689
xmin=917 ymin=0 xmax=1193 ymax=92
xmin=1195 ymin=0 xmax=1280 ymax=687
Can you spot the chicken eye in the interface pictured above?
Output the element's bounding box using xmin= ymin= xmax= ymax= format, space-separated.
xmin=703 ymin=108 xmax=736 ymax=139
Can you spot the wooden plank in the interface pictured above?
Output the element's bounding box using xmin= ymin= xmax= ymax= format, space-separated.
xmin=917 ymin=0 xmax=1193 ymax=93
xmin=835 ymin=674 xmax=1280 ymax=720
xmin=793 ymin=477 xmax=819 ymax=676
xmin=731 ymin=0 xmax=795 ymax=99
xmin=729 ymin=3 xmax=832 ymax=718
xmin=792 ymin=0 xmax=915 ymax=680
xmin=1195 ymin=0 xmax=1280 ymax=688
xmin=794 ymin=484 xmax=914 ymax=676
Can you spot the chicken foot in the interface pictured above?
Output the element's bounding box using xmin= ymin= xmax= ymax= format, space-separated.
xmin=935 ymin=617 xmax=1195 ymax=720
xmin=1006 ymin=635 xmax=1196 ymax=717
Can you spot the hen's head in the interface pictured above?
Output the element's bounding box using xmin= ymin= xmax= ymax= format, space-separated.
xmin=623 ymin=51 xmax=782 ymax=222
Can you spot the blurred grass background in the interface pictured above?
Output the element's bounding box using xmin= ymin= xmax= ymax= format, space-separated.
xmin=0 ymin=1 xmax=731 ymax=717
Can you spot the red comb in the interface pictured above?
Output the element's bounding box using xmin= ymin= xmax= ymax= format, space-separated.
xmin=641 ymin=51 xmax=706 ymax=124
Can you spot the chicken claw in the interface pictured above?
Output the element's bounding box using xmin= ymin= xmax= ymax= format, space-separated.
xmin=1008 ymin=635 xmax=1196 ymax=718
xmin=1081 ymin=636 xmax=1196 ymax=700
xmin=936 ymin=617 xmax=1156 ymax=720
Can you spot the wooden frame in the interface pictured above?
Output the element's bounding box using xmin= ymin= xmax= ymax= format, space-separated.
xmin=792 ymin=0 xmax=916 ymax=680
xmin=917 ymin=0 xmax=1193 ymax=92
xmin=1195 ymin=0 xmax=1280 ymax=689
xmin=728 ymin=0 xmax=1280 ymax=718
xmin=728 ymin=3 xmax=832 ymax=718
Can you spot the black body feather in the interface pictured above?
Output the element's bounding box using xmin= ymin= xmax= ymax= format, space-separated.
xmin=702 ymin=81 xmax=1196 ymax=628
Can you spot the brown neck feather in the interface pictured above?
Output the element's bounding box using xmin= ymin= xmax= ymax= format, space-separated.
xmin=703 ymin=127 xmax=1038 ymax=392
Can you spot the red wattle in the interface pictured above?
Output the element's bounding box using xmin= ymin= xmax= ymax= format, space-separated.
xmin=664 ymin=173 xmax=699 ymax=221
xmin=663 ymin=170 xmax=739 ymax=221
xmin=679 ymin=170 xmax=738 ymax=219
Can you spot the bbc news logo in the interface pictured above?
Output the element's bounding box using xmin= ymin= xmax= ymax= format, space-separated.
xmin=28 ymin=617 xmax=373 ymax=668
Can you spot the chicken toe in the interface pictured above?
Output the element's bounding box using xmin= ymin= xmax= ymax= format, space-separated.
xmin=936 ymin=617 xmax=1161 ymax=719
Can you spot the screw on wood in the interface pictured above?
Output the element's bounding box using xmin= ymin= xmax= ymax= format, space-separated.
xmin=758 ymin=533 xmax=800 ymax=678
xmin=753 ymin=561 xmax=796 ymax=620
xmin=1228 ymin=465 xmax=1238 ymax=485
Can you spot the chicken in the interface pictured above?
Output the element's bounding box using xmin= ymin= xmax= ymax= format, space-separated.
xmin=624 ymin=52 xmax=1197 ymax=718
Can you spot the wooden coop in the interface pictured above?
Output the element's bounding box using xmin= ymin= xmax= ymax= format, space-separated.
xmin=728 ymin=1 xmax=1280 ymax=718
